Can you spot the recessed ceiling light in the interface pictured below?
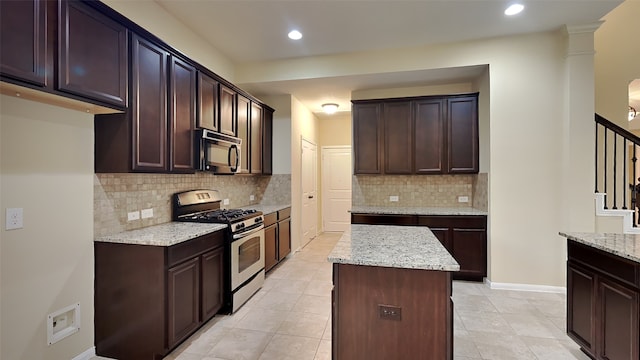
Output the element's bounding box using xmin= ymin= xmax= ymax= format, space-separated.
xmin=322 ymin=103 xmax=339 ymax=114
xmin=504 ymin=3 xmax=524 ymax=16
xmin=288 ymin=30 xmax=302 ymax=40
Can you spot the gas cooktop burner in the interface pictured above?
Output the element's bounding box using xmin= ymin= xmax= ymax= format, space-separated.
xmin=182 ymin=209 xmax=260 ymax=223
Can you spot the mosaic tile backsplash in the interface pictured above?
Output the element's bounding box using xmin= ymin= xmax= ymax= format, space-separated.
xmin=94 ymin=173 xmax=291 ymax=237
xmin=352 ymin=174 xmax=486 ymax=208
xmin=472 ymin=173 xmax=488 ymax=211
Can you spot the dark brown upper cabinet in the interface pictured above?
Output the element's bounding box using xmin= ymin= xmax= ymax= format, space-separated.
xmin=197 ymin=72 xmax=219 ymax=131
xmin=250 ymin=101 xmax=263 ymax=174
xmin=263 ymin=108 xmax=273 ymax=175
xmin=219 ymin=84 xmax=237 ymax=136
xmin=353 ymin=102 xmax=383 ymax=174
xmin=0 ymin=0 xmax=47 ymax=87
xmin=1 ymin=0 xmax=127 ymax=110
xmin=352 ymin=93 xmax=478 ymax=175
xmin=58 ymin=0 xmax=128 ymax=108
xmin=95 ymin=34 xmax=195 ymax=173
xmin=237 ymin=94 xmax=250 ymax=174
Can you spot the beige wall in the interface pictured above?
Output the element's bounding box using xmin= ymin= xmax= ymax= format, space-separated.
xmin=102 ymin=0 xmax=235 ymax=81
xmin=1 ymin=95 xmax=94 ymax=359
xmin=595 ymin=0 xmax=640 ymax=128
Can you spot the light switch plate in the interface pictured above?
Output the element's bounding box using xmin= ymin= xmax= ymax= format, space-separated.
xmin=6 ymin=208 xmax=23 ymax=230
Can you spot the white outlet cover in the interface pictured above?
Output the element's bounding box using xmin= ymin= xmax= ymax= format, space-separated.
xmin=250 ymin=195 xmax=255 ymax=201
xmin=458 ymin=196 xmax=469 ymax=203
xmin=223 ymin=199 xmax=230 ymax=205
xmin=127 ymin=211 xmax=140 ymax=221
xmin=141 ymin=208 xmax=153 ymax=219
xmin=6 ymin=208 xmax=23 ymax=230
xmin=389 ymin=196 xmax=399 ymax=202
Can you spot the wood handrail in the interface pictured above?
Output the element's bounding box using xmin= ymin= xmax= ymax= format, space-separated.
xmin=595 ymin=113 xmax=640 ymax=146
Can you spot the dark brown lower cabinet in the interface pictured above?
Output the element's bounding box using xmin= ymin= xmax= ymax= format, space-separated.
xmin=264 ymin=207 xmax=292 ymax=273
xmin=351 ymin=213 xmax=487 ymax=281
xmin=95 ymin=230 xmax=225 ymax=360
xmin=332 ymin=263 xmax=453 ymax=359
xmin=278 ymin=215 xmax=291 ymax=259
xmin=567 ymin=240 xmax=639 ymax=360
xmin=265 ymin=217 xmax=278 ymax=272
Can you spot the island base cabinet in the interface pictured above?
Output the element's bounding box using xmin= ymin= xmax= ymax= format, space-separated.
xmin=332 ymin=263 xmax=453 ymax=360
xmin=567 ymin=240 xmax=640 ymax=360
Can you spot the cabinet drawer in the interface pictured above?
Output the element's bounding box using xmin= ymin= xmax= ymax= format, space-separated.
xmin=264 ymin=212 xmax=277 ymax=227
xmin=167 ymin=231 xmax=225 ymax=268
xmin=351 ymin=213 xmax=417 ymax=226
xmin=278 ymin=207 xmax=291 ymax=220
xmin=568 ymin=240 xmax=639 ymax=289
xmin=417 ymin=215 xmax=486 ymax=229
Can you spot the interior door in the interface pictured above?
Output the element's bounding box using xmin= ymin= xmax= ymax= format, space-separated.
xmin=301 ymin=138 xmax=318 ymax=248
xmin=322 ymin=146 xmax=352 ymax=232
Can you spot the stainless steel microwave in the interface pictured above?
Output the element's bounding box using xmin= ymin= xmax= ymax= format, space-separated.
xmin=197 ymin=129 xmax=241 ymax=174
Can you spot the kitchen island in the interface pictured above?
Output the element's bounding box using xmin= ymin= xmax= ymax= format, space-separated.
xmin=328 ymin=224 xmax=459 ymax=360
xmin=560 ymin=232 xmax=640 ymax=360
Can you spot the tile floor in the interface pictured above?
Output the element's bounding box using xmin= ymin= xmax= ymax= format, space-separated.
xmin=95 ymin=232 xmax=591 ymax=360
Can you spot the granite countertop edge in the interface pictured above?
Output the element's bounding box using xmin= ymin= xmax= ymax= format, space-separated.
xmin=95 ymin=222 xmax=228 ymax=247
xmin=350 ymin=205 xmax=488 ymax=216
xmin=242 ymin=204 xmax=291 ymax=215
xmin=559 ymin=231 xmax=640 ymax=263
xmin=328 ymin=224 xmax=460 ymax=272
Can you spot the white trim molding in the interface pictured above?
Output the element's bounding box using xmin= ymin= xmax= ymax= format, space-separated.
xmin=485 ymin=279 xmax=566 ymax=294
xmin=71 ymin=347 xmax=96 ymax=360
xmin=594 ymin=193 xmax=640 ymax=234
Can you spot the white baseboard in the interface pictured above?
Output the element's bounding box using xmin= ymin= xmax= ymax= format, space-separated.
xmin=485 ymin=279 xmax=566 ymax=294
xmin=72 ymin=346 xmax=95 ymax=360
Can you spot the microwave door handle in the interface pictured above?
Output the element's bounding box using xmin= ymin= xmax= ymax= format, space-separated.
xmin=229 ymin=144 xmax=239 ymax=172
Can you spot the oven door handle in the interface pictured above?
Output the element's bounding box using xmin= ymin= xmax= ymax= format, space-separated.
xmin=232 ymin=224 xmax=264 ymax=240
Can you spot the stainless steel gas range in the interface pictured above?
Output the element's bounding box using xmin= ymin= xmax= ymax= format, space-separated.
xmin=173 ymin=189 xmax=265 ymax=313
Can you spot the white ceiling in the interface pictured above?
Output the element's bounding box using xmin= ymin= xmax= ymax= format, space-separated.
xmin=154 ymin=0 xmax=622 ymax=115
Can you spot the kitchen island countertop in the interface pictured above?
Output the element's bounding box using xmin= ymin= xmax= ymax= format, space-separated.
xmin=560 ymin=231 xmax=640 ymax=263
xmin=328 ymin=224 xmax=459 ymax=271
xmin=95 ymin=222 xmax=227 ymax=246
xmin=350 ymin=205 xmax=487 ymax=216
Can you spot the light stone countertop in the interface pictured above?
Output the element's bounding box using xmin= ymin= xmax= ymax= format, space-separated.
xmin=350 ymin=205 xmax=488 ymax=216
xmin=244 ymin=204 xmax=291 ymax=215
xmin=95 ymin=222 xmax=228 ymax=247
xmin=560 ymin=232 xmax=640 ymax=264
xmin=328 ymin=224 xmax=460 ymax=271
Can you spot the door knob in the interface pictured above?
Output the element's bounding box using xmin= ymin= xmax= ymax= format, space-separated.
xmin=308 ymin=195 xmax=314 ymax=199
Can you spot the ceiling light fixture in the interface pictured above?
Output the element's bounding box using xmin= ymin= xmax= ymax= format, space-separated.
xmin=504 ymin=3 xmax=524 ymax=16
xmin=322 ymin=103 xmax=339 ymax=114
xmin=288 ymin=30 xmax=302 ymax=40
xmin=630 ymin=106 xmax=637 ymax=121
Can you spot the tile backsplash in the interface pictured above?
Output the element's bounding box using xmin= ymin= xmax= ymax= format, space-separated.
xmin=94 ymin=173 xmax=276 ymax=237
xmin=472 ymin=173 xmax=488 ymax=211
xmin=352 ymin=174 xmax=486 ymax=208
xmin=261 ymin=174 xmax=292 ymax=205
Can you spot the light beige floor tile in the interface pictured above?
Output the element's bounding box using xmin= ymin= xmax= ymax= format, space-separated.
xmin=458 ymin=311 xmax=514 ymax=334
xmin=314 ymin=339 xmax=331 ymax=360
xmin=293 ymin=294 xmax=332 ymax=316
xmin=469 ymin=331 xmax=538 ymax=360
xmin=277 ymin=311 xmax=329 ymax=339
xmin=486 ymin=295 xmax=545 ymax=315
xmin=528 ymin=298 xmax=566 ymax=318
xmin=521 ymin=336 xmax=592 ymax=360
xmin=304 ymin=279 xmax=333 ymax=296
xmin=454 ymin=331 xmax=482 ymax=358
xmin=267 ymin=278 xmax=311 ymax=294
xmin=502 ymin=313 xmax=568 ymax=339
xmin=454 ymin=294 xmax=499 ymax=313
xmin=234 ymin=307 xmax=289 ymax=333
xmin=322 ymin=318 xmax=332 ymax=340
xmin=251 ymin=289 xmax=302 ymax=311
xmin=207 ymin=328 xmax=273 ymax=360
xmin=258 ymin=334 xmax=320 ymax=360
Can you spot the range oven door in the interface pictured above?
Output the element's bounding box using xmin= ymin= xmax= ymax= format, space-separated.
xmin=198 ymin=129 xmax=241 ymax=174
xmin=230 ymin=225 xmax=265 ymax=290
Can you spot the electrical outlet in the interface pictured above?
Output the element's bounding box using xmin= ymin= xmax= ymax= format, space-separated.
xmin=249 ymin=195 xmax=255 ymax=201
xmin=6 ymin=208 xmax=23 ymax=230
xmin=458 ymin=196 xmax=469 ymax=203
xmin=389 ymin=196 xmax=399 ymax=202
xmin=223 ymin=199 xmax=230 ymax=205
xmin=127 ymin=211 xmax=140 ymax=221
xmin=141 ymin=208 xmax=153 ymax=219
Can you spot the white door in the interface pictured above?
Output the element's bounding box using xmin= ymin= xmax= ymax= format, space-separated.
xmin=322 ymin=146 xmax=352 ymax=232
xmin=301 ymin=138 xmax=317 ymax=248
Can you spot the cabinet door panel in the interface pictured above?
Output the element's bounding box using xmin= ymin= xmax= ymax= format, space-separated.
xmin=384 ymin=101 xmax=412 ymax=174
xmin=429 ymin=227 xmax=451 ymax=251
xmin=353 ymin=103 xmax=382 ymax=174
xmin=0 ymin=0 xmax=47 ymax=86
xmin=169 ymin=56 xmax=196 ymax=173
xmin=131 ymin=35 xmax=168 ymax=171
xmin=263 ymin=107 xmax=273 ymax=175
xmin=219 ymin=85 xmax=236 ymax=136
xmin=451 ymin=228 xmax=486 ymax=278
xmin=599 ymin=278 xmax=639 ymax=360
xmin=197 ymin=72 xmax=218 ymax=131
xmin=278 ymin=218 xmax=291 ymax=260
xmin=567 ymin=263 xmax=596 ymax=354
xmin=414 ymin=99 xmax=444 ymax=174
xmin=265 ymin=224 xmax=278 ymax=272
xmin=250 ymin=102 xmax=263 ymax=174
xmin=201 ymin=247 xmax=224 ymax=321
xmin=58 ymin=0 xmax=127 ymax=107
xmin=237 ymin=95 xmax=250 ymax=173
xmin=447 ymin=96 xmax=478 ymax=173
xmin=168 ymin=257 xmax=200 ymax=348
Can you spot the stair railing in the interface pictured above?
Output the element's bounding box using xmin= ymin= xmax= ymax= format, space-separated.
xmin=595 ymin=114 xmax=640 ymax=226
